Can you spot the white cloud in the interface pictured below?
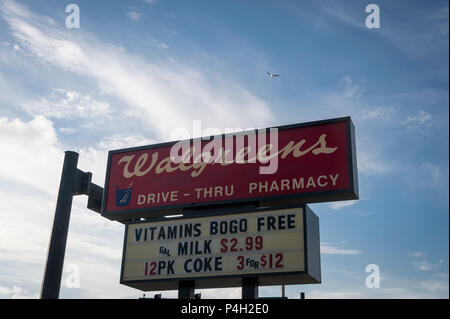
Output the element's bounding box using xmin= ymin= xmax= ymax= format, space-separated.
xmin=146 ymin=36 xmax=169 ymax=49
xmin=340 ymin=76 xmax=363 ymax=99
xmin=329 ymin=200 xmax=358 ymax=210
xmin=0 ymin=116 xmax=62 ymax=194
xmin=320 ymin=243 xmax=362 ymax=255
xmin=0 ymin=0 xmax=275 ymax=299
xmin=126 ymin=10 xmax=142 ymax=21
xmin=1 ymin=0 xmax=30 ymax=19
xmin=359 ymin=107 xmax=395 ymax=122
xmin=422 ymin=163 xmax=446 ymax=187
xmin=59 ymin=127 xmax=78 ymax=135
xmin=0 ymin=115 xmax=138 ymax=298
xmin=0 ymin=116 xmax=65 ymax=297
xmin=21 ymin=88 xmax=111 ymax=119
xmin=1 ymin=0 xmax=273 ymax=140
xmin=305 ymin=285 xmax=447 ymax=299
xmin=0 ymin=285 xmax=39 ymax=299
xmin=318 ymin=2 xmax=363 ymax=30
xmin=196 ymin=287 xmax=241 ymax=299
xmin=419 ymin=280 xmax=449 ymax=294
xmin=356 ymin=149 xmax=391 ymax=176
xmin=411 ymin=251 xmax=425 ymax=258
xmin=76 ymin=147 xmax=109 ymax=186
xmin=411 ymin=259 xmax=445 ymax=271
xmin=409 ymin=250 xmax=446 ymax=272
xmin=402 ymin=110 xmax=432 ymax=128
xmin=302 ymin=264 xmax=448 ymax=299
xmin=96 ymin=134 xmax=155 ymax=151
xmin=317 ymin=1 xmax=449 ymax=60
xmin=411 ymin=261 xmax=434 ymax=271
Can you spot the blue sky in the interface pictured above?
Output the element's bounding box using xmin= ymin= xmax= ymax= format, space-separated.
xmin=0 ymin=0 xmax=448 ymax=298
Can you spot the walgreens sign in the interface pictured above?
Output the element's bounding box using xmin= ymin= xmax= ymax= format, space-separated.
xmin=101 ymin=117 xmax=358 ymax=221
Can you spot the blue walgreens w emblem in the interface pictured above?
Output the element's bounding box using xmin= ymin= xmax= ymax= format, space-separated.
xmin=115 ymin=183 xmax=133 ymax=207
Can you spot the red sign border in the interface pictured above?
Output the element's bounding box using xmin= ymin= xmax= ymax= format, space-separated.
xmin=101 ymin=116 xmax=358 ymax=221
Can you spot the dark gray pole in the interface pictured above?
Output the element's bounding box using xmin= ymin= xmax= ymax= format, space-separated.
xmin=242 ymin=277 xmax=258 ymax=299
xmin=40 ymin=151 xmax=79 ymax=299
xmin=178 ymin=280 xmax=195 ymax=299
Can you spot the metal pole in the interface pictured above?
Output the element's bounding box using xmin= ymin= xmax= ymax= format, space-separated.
xmin=40 ymin=151 xmax=79 ymax=299
xmin=178 ymin=280 xmax=195 ymax=299
xmin=242 ymin=277 xmax=258 ymax=299
xmin=282 ymin=284 xmax=285 ymax=298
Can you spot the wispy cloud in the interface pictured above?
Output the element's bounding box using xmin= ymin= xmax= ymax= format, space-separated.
xmin=21 ymin=89 xmax=111 ymax=119
xmin=126 ymin=10 xmax=143 ymax=21
xmin=0 ymin=0 xmax=447 ymax=300
xmin=420 ymin=6 xmax=449 ymax=47
xmin=146 ymin=36 xmax=169 ymax=49
xmin=304 ymin=265 xmax=448 ymax=299
xmin=321 ymin=243 xmax=362 ymax=255
xmin=1 ymin=0 xmax=273 ymax=140
xmin=0 ymin=285 xmax=39 ymax=299
xmin=0 ymin=0 xmax=275 ymax=299
xmin=0 ymin=116 xmax=62 ymax=195
xmin=359 ymin=107 xmax=395 ymax=122
xmin=329 ymin=199 xmax=358 ymax=210
xmin=412 ymin=259 xmax=445 ymax=271
xmin=356 ymin=149 xmax=391 ymax=176
xmin=317 ymin=1 xmax=363 ymax=30
xmin=0 ymin=114 xmax=133 ymax=298
xmin=340 ymin=75 xmax=363 ymax=99
xmin=306 ymin=283 xmax=448 ymax=299
xmin=410 ymin=251 xmax=446 ymax=271
xmin=419 ymin=280 xmax=449 ymax=295
xmin=422 ymin=163 xmax=446 ymax=187
xmin=0 ymin=116 xmax=65 ymax=298
xmin=402 ymin=110 xmax=432 ymax=128
xmin=410 ymin=251 xmax=425 ymax=258
xmin=316 ymin=1 xmax=449 ymax=61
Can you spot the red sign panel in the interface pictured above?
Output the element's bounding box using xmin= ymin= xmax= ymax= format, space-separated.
xmin=101 ymin=117 xmax=358 ymax=221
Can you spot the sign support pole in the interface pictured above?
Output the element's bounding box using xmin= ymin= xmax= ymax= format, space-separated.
xmin=41 ymin=151 xmax=102 ymax=299
xmin=178 ymin=280 xmax=195 ymax=299
xmin=41 ymin=151 xmax=79 ymax=299
xmin=242 ymin=277 xmax=258 ymax=299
